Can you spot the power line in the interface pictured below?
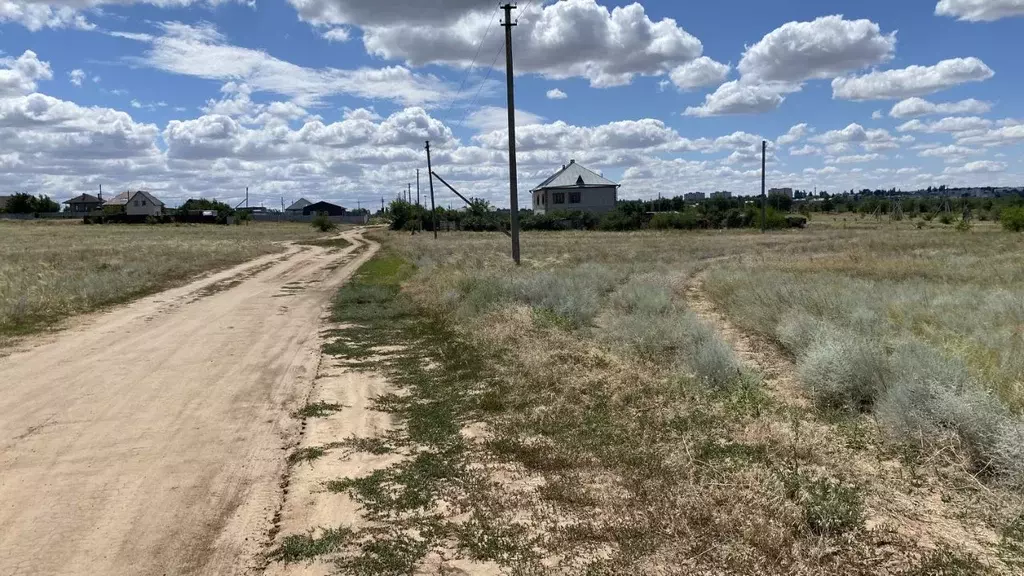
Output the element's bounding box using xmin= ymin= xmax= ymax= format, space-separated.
xmin=440 ymin=5 xmax=500 ymax=125
xmin=454 ymin=39 xmax=504 ymax=131
xmin=517 ymin=0 xmax=538 ymax=23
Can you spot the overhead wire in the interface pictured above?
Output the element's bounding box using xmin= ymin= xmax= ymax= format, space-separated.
xmin=453 ymin=39 xmax=505 ymax=131
xmin=440 ymin=4 xmax=500 ymax=125
xmin=516 ymin=0 xmax=538 ymax=24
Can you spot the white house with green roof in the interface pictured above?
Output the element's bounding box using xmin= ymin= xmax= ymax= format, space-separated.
xmin=530 ymin=159 xmax=619 ymax=215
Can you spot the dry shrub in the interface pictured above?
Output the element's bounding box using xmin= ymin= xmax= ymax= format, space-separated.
xmin=601 ymin=272 xmax=741 ymax=388
xmin=607 ymin=273 xmax=673 ymax=315
xmin=776 ymin=308 xmax=827 ymax=355
xmin=447 ymin=263 xmax=621 ymax=328
xmin=797 ymin=328 xmax=888 ymax=412
xmin=875 ymin=341 xmax=1019 ymax=476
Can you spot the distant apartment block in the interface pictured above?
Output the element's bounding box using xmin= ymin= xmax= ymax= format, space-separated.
xmin=684 ymin=192 xmax=706 ymax=202
xmin=769 ymin=187 xmax=794 ymax=198
xmin=710 ymin=191 xmax=732 ymax=199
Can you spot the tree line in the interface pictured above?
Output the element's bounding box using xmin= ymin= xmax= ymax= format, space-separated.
xmin=384 ymin=196 xmax=806 ymax=232
xmin=382 ymin=188 xmax=1024 ymax=233
xmin=0 ymin=193 xmax=60 ymax=214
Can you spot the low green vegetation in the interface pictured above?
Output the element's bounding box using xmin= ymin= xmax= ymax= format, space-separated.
xmin=270 ymin=527 xmax=352 ymax=563
xmin=384 ymin=197 xmax=800 ymax=232
xmin=274 ymin=223 xmax=1022 ymax=573
xmin=0 ymin=220 xmax=321 ymax=343
xmin=311 ymin=213 xmax=337 ymax=232
xmin=296 ymin=237 xmax=352 ymax=250
xmin=294 ymin=401 xmax=345 ymax=418
xmin=1001 ymin=206 xmax=1024 ymax=232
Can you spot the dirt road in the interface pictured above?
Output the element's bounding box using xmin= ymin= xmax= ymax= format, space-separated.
xmin=0 ymin=229 xmax=378 ymax=576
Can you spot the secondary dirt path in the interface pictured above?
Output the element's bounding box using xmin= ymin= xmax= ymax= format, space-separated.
xmin=683 ymin=268 xmax=808 ymax=408
xmin=0 ymin=229 xmax=378 ymax=576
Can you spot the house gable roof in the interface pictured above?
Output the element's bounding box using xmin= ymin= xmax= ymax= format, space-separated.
xmin=304 ymin=201 xmax=345 ymax=211
xmin=105 ymin=190 xmax=164 ymax=207
xmin=64 ymin=193 xmax=102 ymax=204
xmin=104 ymin=191 xmax=132 ymax=206
xmin=128 ymin=190 xmax=165 ymax=206
xmin=286 ymin=198 xmax=312 ymax=211
xmin=531 ymin=160 xmax=618 ymax=192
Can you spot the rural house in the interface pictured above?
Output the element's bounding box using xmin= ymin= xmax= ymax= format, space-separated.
xmin=63 ymin=193 xmax=104 ymax=213
xmin=104 ymin=190 xmax=165 ymax=216
xmin=531 ymin=160 xmax=619 ymax=215
xmin=285 ymin=198 xmax=312 ymax=216
xmin=302 ymin=201 xmax=346 ymax=216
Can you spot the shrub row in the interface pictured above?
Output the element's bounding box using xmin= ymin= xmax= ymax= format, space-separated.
xmin=777 ymin=310 xmax=1024 ymax=485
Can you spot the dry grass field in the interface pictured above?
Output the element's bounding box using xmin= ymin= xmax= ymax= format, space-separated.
xmin=272 ymin=215 xmax=1024 ymax=575
xmin=0 ymin=220 xmax=325 ymax=343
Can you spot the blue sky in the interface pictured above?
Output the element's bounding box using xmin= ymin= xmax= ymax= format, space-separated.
xmin=0 ymin=0 xmax=1021 ymax=209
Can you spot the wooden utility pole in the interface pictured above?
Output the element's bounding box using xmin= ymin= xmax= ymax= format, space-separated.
xmin=407 ymin=183 xmax=412 ymax=203
xmin=425 ymin=141 xmax=438 ymax=239
xmin=416 ymin=169 xmax=421 ymax=206
xmin=501 ymin=3 xmax=521 ymax=264
xmin=761 ymin=140 xmax=767 ymax=233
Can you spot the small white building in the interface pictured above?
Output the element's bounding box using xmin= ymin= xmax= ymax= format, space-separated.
xmin=126 ymin=191 xmax=164 ymax=216
xmin=104 ymin=190 xmax=165 ymax=216
xmin=531 ymin=160 xmax=619 ymax=215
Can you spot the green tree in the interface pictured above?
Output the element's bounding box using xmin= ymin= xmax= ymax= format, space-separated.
xmin=179 ymin=198 xmax=233 ymax=214
xmin=311 ymin=212 xmax=336 ymax=232
xmin=466 ymin=198 xmax=493 ymax=217
xmin=5 ymin=193 xmax=58 ymax=214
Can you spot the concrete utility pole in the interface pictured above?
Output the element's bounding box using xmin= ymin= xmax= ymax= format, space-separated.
xmin=245 ymin=186 xmax=249 ymax=209
xmin=761 ymin=140 xmax=767 ymax=233
xmin=407 ymin=183 xmax=412 ymax=203
xmin=501 ymin=3 xmax=521 ymax=265
xmin=425 ymin=141 xmax=438 ymax=239
xmin=416 ymin=169 xmax=421 ymax=206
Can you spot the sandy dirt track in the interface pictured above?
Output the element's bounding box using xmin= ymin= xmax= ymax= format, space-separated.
xmin=0 ymin=229 xmax=378 ymax=576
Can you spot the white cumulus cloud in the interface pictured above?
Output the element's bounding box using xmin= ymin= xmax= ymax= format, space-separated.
xmin=889 ymin=97 xmax=992 ymax=118
xmin=321 ymin=27 xmax=350 ymax=42
xmin=684 ymin=81 xmax=796 ymax=117
xmin=896 ymin=116 xmax=993 ymax=133
xmin=546 ymin=88 xmax=567 ymax=100
xmin=738 ymin=15 xmax=896 ymax=83
xmin=668 ymin=56 xmax=730 ymax=91
xmin=789 ymin=144 xmax=820 ymax=156
xmin=944 ymin=160 xmax=1007 ymax=174
xmin=935 ymin=0 xmax=1024 ymax=21
xmin=832 ymin=57 xmax=995 ymax=100
xmin=777 ymin=123 xmax=811 ymax=145
xmin=357 ymin=0 xmax=705 ymax=88
xmin=0 ymin=50 xmax=52 ymax=97
xmin=68 ymin=68 xmax=85 ymax=86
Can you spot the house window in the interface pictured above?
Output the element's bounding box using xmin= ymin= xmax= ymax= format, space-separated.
xmin=553 ymin=192 xmax=566 ymax=204
xmin=142 ymin=200 xmax=147 ymax=206
xmin=569 ymin=192 xmax=581 ymax=204
xmin=133 ymin=200 xmax=139 ymax=206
